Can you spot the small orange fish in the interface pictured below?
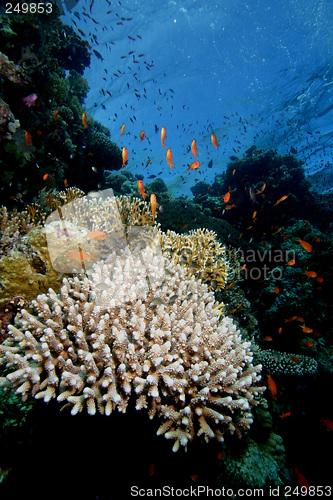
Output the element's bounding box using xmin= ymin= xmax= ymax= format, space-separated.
xmin=252 ymin=211 xmax=257 ymax=220
xmin=256 ymin=183 xmax=266 ymax=194
xmin=122 ymin=147 xmax=128 ymax=168
xmin=166 ymin=148 xmax=175 ymax=171
xmin=267 ymin=374 xmax=277 ymax=399
xmin=43 ymin=173 xmax=49 ymax=181
xmin=150 ymin=193 xmax=157 ymax=222
xmin=286 ymin=259 xmax=296 ymax=266
xmin=223 ymin=191 xmax=231 ymax=203
xmin=290 ymin=356 xmax=300 ymax=363
xmin=211 ymin=133 xmax=219 ymax=148
xmin=302 ymin=341 xmax=314 ymax=347
xmin=316 ymin=277 xmax=323 ymax=283
xmin=191 ymin=139 xmax=198 ymax=158
xmin=229 ymin=303 xmax=243 ymax=314
xmin=138 ymin=179 xmax=147 ymax=200
xmin=278 ymin=327 xmax=283 ymax=334
xmin=140 ymin=130 xmax=145 ymax=141
xmin=226 ymin=282 xmax=235 ymax=290
xmin=64 ymin=179 xmax=69 ymax=188
xmin=120 ymin=123 xmax=125 ymax=137
xmin=273 ymin=287 xmax=280 ymax=294
xmin=161 ymin=126 xmax=166 ymax=148
xmin=320 ymin=417 xmax=333 ymax=431
xmin=232 ymin=168 xmax=236 ymax=175
xmin=87 ymin=231 xmax=107 ymax=241
xmin=144 ymin=158 xmax=151 ymax=169
xmin=299 ymin=324 xmax=313 ymax=334
xmin=25 ymin=131 xmax=31 ymax=146
xmin=185 ymin=161 xmax=200 ymax=173
xmin=225 ymin=204 xmax=236 ymax=210
xmin=262 ymin=336 xmax=273 ymax=341
xmin=273 ymin=194 xmax=289 ymax=206
xmin=54 ymin=109 xmax=59 ymax=121
xmin=66 ymin=250 xmax=94 ymax=261
xmin=297 ymin=238 xmax=312 ymax=253
xmin=82 ymin=112 xmax=87 ymax=128
xmin=180 ymin=224 xmax=189 ymax=231
xmin=303 ymin=271 xmax=317 ymax=278
xmin=279 ymin=411 xmax=291 ymax=419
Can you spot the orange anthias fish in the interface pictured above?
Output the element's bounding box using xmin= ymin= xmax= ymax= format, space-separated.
xmin=66 ymin=250 xmax=95 ymax=261
xmin=87 ymin=231 xmax=107 ymax=241
xmin=25 ymin=131 xmax=31 ymax=147
xmin=161 ymin=126 xmax=166 ymax=148
xmin=223 ymin=191 xmax=231 ymax=203
xmin=82 ymin=112 xmax=87 ymax=128
xmin=304 ymin=271 xmax=317 ymax=278
xmin=267 ymin=374 xmax=277 ymax=399
xmin=299 ymin=324 xmax=313 ymax=333
xmin=211 ymin=133 xmax=219 ymax=148
xmin=138 ymin=179 xmax=147 ymax=200
xmin=274 ymin=194 xmax=289 ymax=206
xmin=286 ymin=259 xmax=296 ymax=266
xmin=185 ymin=161 xmax=200 ymax=173
xmin=166 ymin=148 xmax=175 ymax=171
xmin=122 ymin=147 xmax=128 ymax=168
xmin=140 ymin=130 xmax=145 ymax=141
xmin=191 ymin=139 xmax=198 ymax=158
xmin=150 ymin=193 xmax=157 ymax=222
xmin=297 ymin=238 xmax=312 ymax=252
xmin=302 ymin=341 xmax=314 ymax=347
xmin=120 ymin=123 xmax=125 ymax=137
xmin=279 ymin=411 xmax=291 ymax=419
xmin=256 ymin=183 xmax=266 ymax=194
xmin=54 ymin=109 xmax=59 ymax=121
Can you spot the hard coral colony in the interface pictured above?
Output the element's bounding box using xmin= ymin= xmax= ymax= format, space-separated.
xmin=0 ymin=246 xmax=264 ymax=452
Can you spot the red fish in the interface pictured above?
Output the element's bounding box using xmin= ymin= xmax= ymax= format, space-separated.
xmin=191 ymin=139 xmax=198 ymax=158
xmin=150 ymin=193 xmax=157 ymax=222
xmin=166 ymin=148 xmax=175 ymax=171
xmin=54 ymin=109 xmax=59 ymax=121
xmin=211 ymin=133 xmax=219 ymax=148
xmin=286 ymin=259 xmax=296 ymax=266
xmin=23 ymin=93 xmax=37 ymax=108
xmin=294 ymin=466 xmax=309 ymax=491
xmin=302 ymin=341 xmax=314 ymax=347
xmin=140 ymin=130 xmax=145 ymax=141
xmin=267 ymin=374 xmax=277 ymax=399
xmin=138 ymin=180 xmax=147 ymax=200
xmin=24 ymin=131 xmax=31 ymax=146
xmin=161 ymin=126 xmax=166 ymax=148
xmin=122 ymin=147 xmax=128 ymax=168
xmin=279 ymin=411 xmax=291 ymax=419
xmin=43 ymin=173 xmax=49 ymax=181
xmin=273 ymin=287 xmax=280 ymax=294
xmin=185 ymin=161 xmax=199 ymax=173
xmin=82 ymin=112 xmax=88 ymax=128
xmin=297 ymin=238 xmax=312 ymax=253
xmin=320 ymin=417 xmax=333 ymax=431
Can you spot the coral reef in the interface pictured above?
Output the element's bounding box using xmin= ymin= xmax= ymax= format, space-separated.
xmin=0 ymin=247 xmax=264 ymax=452
xmin=254 ymin=349 xmax=318 ymax=376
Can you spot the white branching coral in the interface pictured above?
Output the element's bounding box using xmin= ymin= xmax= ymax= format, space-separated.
xmin=0 ymin=249 xmax=264 ymax=451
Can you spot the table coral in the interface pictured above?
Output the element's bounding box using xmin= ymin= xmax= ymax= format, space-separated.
xmin=0 ymin=248 xmax=264 ymax=452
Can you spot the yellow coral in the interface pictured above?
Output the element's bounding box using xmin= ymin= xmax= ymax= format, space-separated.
xmin=159 ymin=228 xmax=228 ymax=290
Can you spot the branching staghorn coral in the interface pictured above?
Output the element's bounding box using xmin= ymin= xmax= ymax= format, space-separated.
xmin=159 ymin=228 xmax=228 ymax=291
xmin=0 ymin=248 xmax=264 ymax=452
xmin=0 ymin=206 xmax=39 ymax=258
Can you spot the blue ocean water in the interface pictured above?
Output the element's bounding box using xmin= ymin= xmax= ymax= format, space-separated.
xmin=62 ymin=0 xmax=333 ymax=197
